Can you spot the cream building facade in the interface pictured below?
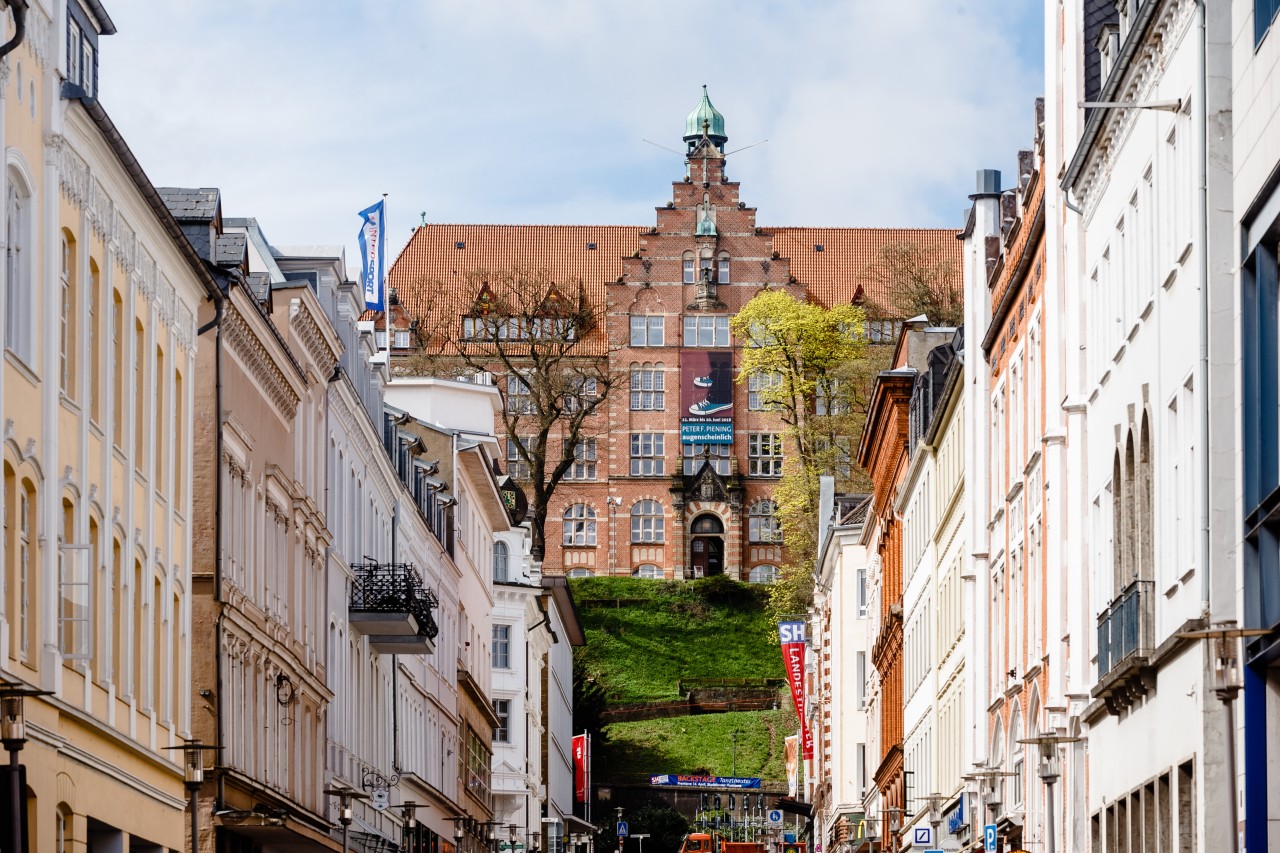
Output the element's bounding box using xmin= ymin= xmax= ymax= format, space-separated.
xmin=808 ymin=482 xmax=872 ymax=853
xmin=1 ymin=2 xmax=219 ymax=852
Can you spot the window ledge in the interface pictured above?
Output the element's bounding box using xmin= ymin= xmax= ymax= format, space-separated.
xmin=4 ymin=349 xmax=41 ymax=388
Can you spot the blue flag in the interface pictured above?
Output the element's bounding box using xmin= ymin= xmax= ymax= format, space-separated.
xmin=357 ymin=199 xmax=385 ymax=311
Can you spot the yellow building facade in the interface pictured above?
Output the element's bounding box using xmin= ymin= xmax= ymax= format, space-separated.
xmin=2 ymin=2 xmax=220 ymax=852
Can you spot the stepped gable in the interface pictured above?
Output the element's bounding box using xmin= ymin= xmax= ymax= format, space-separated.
xmin=767 ymin=226 xmax=961 ymax=310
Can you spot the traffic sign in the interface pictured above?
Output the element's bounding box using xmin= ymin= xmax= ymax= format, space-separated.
xmin=617 ymin=822 xmax=629 ymax=838
xmin=767 ymin=810 xmax=784 ymax=828
xmin=984 ymin=824 xmax=998 ymax=853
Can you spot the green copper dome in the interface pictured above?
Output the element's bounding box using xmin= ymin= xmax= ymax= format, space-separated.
xmin=684 ymin=85 xmax=727 ymax=149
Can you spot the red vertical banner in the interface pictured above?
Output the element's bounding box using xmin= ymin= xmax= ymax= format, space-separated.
xmin=573 ymin=734 xmax=589 ymax=803
xmin=778 ymin=621 xmax=813 ymax=760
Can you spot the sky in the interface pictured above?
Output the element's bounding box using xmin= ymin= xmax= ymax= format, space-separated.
xmin=100 ymin=1 xmax=1044 ymax=270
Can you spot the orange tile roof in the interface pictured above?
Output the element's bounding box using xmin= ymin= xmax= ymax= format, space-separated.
xmin=766 ymin=227 xmax=962 ymax=309
xmin=377 ymin=223 xmax=961 ymax=343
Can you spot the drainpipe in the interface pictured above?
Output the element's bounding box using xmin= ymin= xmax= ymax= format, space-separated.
xmin=1195 ymin=0 xmax=1211 ymax=618
xmin=196 ymin=271 xmax=228 ymax=809
xmin=0 ymin=1 xmax=27 ymax=60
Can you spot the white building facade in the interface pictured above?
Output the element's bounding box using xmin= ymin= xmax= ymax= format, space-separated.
xmin=1058 ymin=0 xmax=1238 ymax=850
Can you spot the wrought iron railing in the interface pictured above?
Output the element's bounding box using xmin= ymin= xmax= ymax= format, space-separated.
xmin=349 ymin=562 xmax=440 ymax=640
xmin=1096 ymin=579 xmax=1154 ymax=678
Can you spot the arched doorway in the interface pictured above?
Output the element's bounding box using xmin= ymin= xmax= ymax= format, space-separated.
xmin=690 ymin=513 xmax=724 ymax=577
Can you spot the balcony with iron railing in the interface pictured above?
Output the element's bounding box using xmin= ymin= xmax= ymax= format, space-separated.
xmin=1092 ymin=579 xmax=1155 ymax=715
xmin=348 ymin=561 xmax=440 ymax=654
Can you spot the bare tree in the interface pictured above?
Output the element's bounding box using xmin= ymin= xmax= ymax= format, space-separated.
xmin=861 ymin=240 xmax=963 ymax=327
xmin=411 ymin=266 xmax=617 ymax=560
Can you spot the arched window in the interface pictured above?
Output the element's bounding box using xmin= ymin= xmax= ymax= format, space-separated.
xmin=1138 ymin=412 xmax=1153 ymax=582
xmin=59 ymin=497 xmax=91 ymax=660
xmin=749 ymin=500 xmax=780 ymax=543
xmin=749 ymin=565 xmax=779 ymax=584
xmin=60 ymin=232 xmax=77 ymax=396
xmin=631 ymin=500 xmax=664 ymax=543
xmin=1008 ymin=704 xmax=1024 ymax=807
xmin=5 ymin=170 xmax=33 ymax=361
xmin=562 ymin=504 xmax=596 ymax=546
xmin=89 ymin=259 xmax=101 ymax=421
xmin=691 ymin=513 xmax=724 ymax=535
xmin=1111 ymin=450 xmax=1123 ymax=596
xmin=493 ymin=540 xmax=509 ymax=583
xmin=633 ymin=564 xmax=662 ymax=579
xmin=112 ymin=289 xmax=124 ymax=440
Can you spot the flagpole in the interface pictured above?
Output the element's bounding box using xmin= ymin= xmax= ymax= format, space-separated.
xmin=383 ymin=192 xmax=391 ymax=381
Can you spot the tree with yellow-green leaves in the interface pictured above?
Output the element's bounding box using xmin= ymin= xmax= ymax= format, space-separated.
xmin=730 ymin=290 xmax=868 ymax=615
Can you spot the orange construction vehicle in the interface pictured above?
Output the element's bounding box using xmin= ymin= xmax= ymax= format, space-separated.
xmin=677 ymin=833 xmax=781 ymax=853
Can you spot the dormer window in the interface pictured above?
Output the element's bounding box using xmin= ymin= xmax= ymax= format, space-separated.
xmin=66 ymin=4 xmax=100 ymax=99
xmin=1097 ymin=23 xmax=1120 ymax=81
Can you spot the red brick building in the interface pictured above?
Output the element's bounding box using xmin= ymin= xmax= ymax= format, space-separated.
xmin=385 ymin=89 xmax=958 ymax=579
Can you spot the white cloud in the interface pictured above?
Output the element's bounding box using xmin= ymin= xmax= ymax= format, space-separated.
xmin=100 ymin=0 xmax=1042 ymax=261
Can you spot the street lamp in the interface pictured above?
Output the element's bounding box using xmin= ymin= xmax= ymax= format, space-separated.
xmin=1018 ymin=734 xmax=1082 ymax=853
xmin=1175 ymin=623 xmax=1268 ymax=853
xmin=162 ymin=738 xmax=221 ymax=853
xmin=1 ymin=681 xmax=52 ymax=853
xmin=402 ymin=801 xmax=429 ymax=830
xmin=962 ymin=766 xmax=1017 ymax=845
xmin=325 ymin=786 xmax=370 ymax=853
xmin=632 ymin=834 xmax=650 ymax=853
xmin=448 ymin=815 xmax=468 ymax=853
xmin=921 ymin=793 xmax=947 ymax=848
xmin=882 ymin=807 xmax=902 ymax=847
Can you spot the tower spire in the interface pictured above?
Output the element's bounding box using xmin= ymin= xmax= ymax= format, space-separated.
xmin=684 ymin=85 xmax=727 ymax=153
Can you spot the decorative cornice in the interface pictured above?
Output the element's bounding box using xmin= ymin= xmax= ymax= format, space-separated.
xmin=289 ymin=298 xmax=340 ymax=377
xmin=49 ymin=134 xmax=197 ymax=350
xmin=222 ymin=306 xmax=301 ymax=421
xmin=26 ymin=6 xmax=52 ymax=70
xmin=1075 ymin=0 xmax=1195 ymax=216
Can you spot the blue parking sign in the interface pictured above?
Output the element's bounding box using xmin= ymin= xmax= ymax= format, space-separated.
xmin=984 ymin=824 xmax=997 ymax=853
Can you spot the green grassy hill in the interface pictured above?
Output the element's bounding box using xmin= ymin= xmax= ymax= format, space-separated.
xmin=571 ymin=576 xmax=796 ymax=784
xmin=602 ymin=708 xmax=798 ymax=783
xmin=570 ymin=576 xmax=783 ymax=703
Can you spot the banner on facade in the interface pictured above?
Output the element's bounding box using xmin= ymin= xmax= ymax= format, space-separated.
xmin=784 ymin=734 xmax=799 ymax=798
xmin=680 ymin=350 xmax=734 ymax=444
xmin=778 ymin=621 xmax=813 ymax=760
xmin=573 ymin=733 xmax=589 ymax=803
xmin=649 ymin=775 xmax=762 ymax=789
xmin=357 ymin=199 xmax=386 ymax=311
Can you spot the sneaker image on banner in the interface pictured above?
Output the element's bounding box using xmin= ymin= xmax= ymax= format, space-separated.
xmin=685 ymin=351 xmax=733 ymax=415
xmin=688 ymin=398 xmax=732 ymax=416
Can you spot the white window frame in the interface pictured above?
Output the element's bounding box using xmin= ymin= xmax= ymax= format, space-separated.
xmin=565 ymin=439 xmax=597 ymax=481
xmin=683 ymin=315 xmax=730 ymax=347
xmin=493 ymin=540 xmax=509 ymax=583
xmin=683 ymin=442 xmax=731 ymax=475
xmin=630 ymin=364 xmax=665 ymax=410
xmin=630 ymin=432 xmax=665 ymax=476
xmin=492 ymin=698 xmax=511 ymax=742
xmin=630 ymin=315 xmax=664 ymax=347
xmin=748 ymin=371 xmax=782 ymax=411
xmin=748 ymin=433 xmax=784 ymax=477
xmin=492 ymin=625 xmax=511 ymax=669
xmin=748 ymin=499 xmax=780 ymax=543
xmin=630 ymin=500 xmax=665 ymax=543
xmin=562 ymin=504 xmax=597 ymax=547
